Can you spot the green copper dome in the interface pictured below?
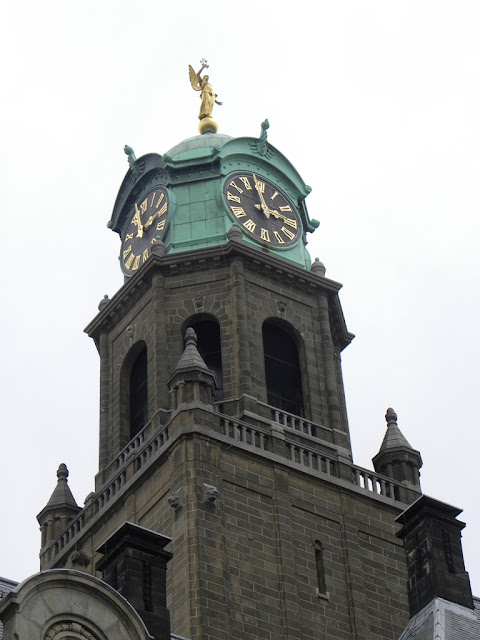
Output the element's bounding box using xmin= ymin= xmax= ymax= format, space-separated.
xmin=165 ymin=133 xmax=232 ymax=163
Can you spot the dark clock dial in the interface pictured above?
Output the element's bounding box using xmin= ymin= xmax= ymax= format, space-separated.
xmin=223 ymin=173 xmax=301 ymax=247
xmin=121 ymin=187 xmax=169 ymax=275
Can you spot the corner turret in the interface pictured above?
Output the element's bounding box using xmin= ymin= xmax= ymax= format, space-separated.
xmin=37 ymin=464 xmax=81 ymax=550
xmin=373 ymin=408 xmax=422 ymax=491
xmin=167 ymin=327 xmax=217 ymax=411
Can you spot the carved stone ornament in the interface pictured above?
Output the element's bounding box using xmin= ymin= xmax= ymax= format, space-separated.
xmin=203 ymin=483 xmax=218 ymax=506
xmin=276 ymin=300 xmax=287 ymax=314
xmin=168 ymin=488 xmax=184 ymax=512
xmin=45 ymin=620 xmax=98 ymax=640
xmin=125 ymin=325 xmax=134 ymax=340
xmin=194 ymin=295 xmax=204 ymax=310
xmin=70 ymin=550 xmax=91 ymax=567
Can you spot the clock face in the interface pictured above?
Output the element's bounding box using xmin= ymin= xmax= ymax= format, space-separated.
xmin=223 ymin=173 xmax=301 ymax=247
xmin=121 ymin=187 xmax=169 ymax=275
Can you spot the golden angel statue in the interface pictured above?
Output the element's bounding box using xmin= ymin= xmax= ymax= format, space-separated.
xmin=188 ymin=60 xmax=223 ymax=121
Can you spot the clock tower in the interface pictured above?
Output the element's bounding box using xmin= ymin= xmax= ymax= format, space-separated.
xmin=3 ymin=96 xmax=474 ymax=639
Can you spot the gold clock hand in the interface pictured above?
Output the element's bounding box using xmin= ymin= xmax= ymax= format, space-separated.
xmin=134 ymin=204 xmax=144 ymax=238
xmin=144 ymin=213 xmax=157 ymax=229
xmin=252 ymin=174 xmax=270 ymax=218
xmin=254 ymin=205 xmax=291 ymax=224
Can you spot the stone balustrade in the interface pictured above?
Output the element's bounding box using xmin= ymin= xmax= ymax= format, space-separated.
xmin=115 ymin=432 xmax=145 ymax=469
xmin=352 ymin=465 xmax=400 ymax=502
xmin=287 ymin=443 xmax=336 ymax=476
xmin=48 ymin=405 xmax=409 ymax=562
xmin=270 ymin=407 xmax=317 ymax=437
xmin=221 ymin=417 xmax=269 ymax=451
xmin=53 ymin=424 xmax=170 ymax=556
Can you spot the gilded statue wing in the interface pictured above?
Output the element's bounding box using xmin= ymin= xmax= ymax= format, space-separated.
xmin=188 ymin=65 xmax=202 ymax=91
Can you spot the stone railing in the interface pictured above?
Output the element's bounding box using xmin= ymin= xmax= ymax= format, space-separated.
xmin=53 ymin=424 xmax=170 ymax=556
xmin=51 ymin=406 xmax=408 ymax=559
xmin=220 ymin=417 xmax=269 ymax=451
xmin=351 ymin=465 xmax=401 ymax=502
xmin=115 ymin=431 xmax=146 ymax=469
xmin=287 ymin=442 xmax=337 ymax=477
xmin=270 ymin=407 xmax=317 ymax=437
xmin=54 ymin=513 xmax=86 ymax=555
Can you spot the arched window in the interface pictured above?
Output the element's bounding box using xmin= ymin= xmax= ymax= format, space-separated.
xmin=187 ymin=318 xmax=223 ymax=402
xmin=129 ymin=346 xmax=148 ymax=438
xmin=263 ymin=321 xmax=304 ymax=416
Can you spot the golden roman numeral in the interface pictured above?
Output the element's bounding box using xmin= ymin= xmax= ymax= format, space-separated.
xmin=243 ymin=219 xmax=256 ymax=233
xmin=279 ymin=205 xmax=292 ymax=212
xmin=157 ymin=219 xmax=166 ymax=231
xmin=143 ymin=248 xmax=149 ymax=262
xmin=227 ymin=191 xmax=241 ymax=203
xmin=125 ymin=253 xmax=135 ymax=268
xmin=260 ymin=228 xmax=271 ymax=242
xmin=125 ymin=232 xmax=134 ymax=241
xmin=239 ymin=176 xmax=252 ymax=190
xmin=274 ymin=231 xmax=285 ymax=244
xmin=158 ymin=202 xmax=168 ymax=216
xmin=231 ymin=206 xmax=246 ymax=218
xmin=150 ymin=192 xmax=156 ymax=207
xmin=229 ymin=180 xmax=243 ymax=194
xmin=132 ymin=255 xmax=141 ymax=270
xmin=156 ymin=192 xmax=165 ymax=208
xmin=255 ymin=180 xmax=265 ymax=193
xmin=140 ymin=198 xmax=148 ymax=215
xmin=123 ymin=245 xmax=132 ymax=259
xmin=271 ymin=191 xmax=279 ymax=200
xmin=281 ymin=226 xmax=295 ymax=240
xmin=283 ymin=217 xmax=297 ymax=229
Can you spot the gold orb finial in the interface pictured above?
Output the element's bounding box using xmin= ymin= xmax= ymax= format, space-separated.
xmin=198 ymin=117 xmax=218 ymax=135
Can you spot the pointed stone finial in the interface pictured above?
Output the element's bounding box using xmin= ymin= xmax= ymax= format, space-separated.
xmin=42 ymin=464 xmax=78 ymax=510
xmin=57 ymin=463 xmax=68 ymax=482
xmin=184 ymin=326 xmax=197 ymax=347
xmin=385 ymin=407 xmax=397 ymax=425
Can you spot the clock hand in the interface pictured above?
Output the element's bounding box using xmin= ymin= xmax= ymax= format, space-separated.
xmin=252 ymin=173 xmax=270 ymax=218
xmin=133 ymin=204 xmax=144 ymax=238
xmin=144 ymin=213 xmax=158 ymax=229
xmin=253 ymin=204 xmax=295 ymax=225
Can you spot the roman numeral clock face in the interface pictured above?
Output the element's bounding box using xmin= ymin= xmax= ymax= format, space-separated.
xmin=223 ymin=173 xmax=301 ymax=247
xmin=121 ymin=187 xmax=169 ymax=275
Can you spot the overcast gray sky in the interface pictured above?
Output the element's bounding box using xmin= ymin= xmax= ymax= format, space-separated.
xmin=1 ymin=0 xmax=479 ymax=596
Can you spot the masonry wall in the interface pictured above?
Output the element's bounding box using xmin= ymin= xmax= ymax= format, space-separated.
xmin=70 ymin=247 xmax=411 ymax=639
xmin=93 ymin=250 xmax=353 ymax=474
xmin=52 ymin=423 xmax=409 ymax=640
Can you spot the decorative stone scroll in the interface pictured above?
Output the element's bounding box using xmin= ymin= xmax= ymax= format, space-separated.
xmin=45 ymin=620 xmax=98 ymax=640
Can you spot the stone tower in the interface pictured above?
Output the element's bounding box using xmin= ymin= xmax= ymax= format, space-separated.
xmin=9 ymin=125 xmax=458 ymax=640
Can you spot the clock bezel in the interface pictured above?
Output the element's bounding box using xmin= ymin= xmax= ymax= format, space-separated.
xmin=222 ymin=172 xmax=302 ymax=249
xmin=120 ymin=184 xmax=171 ymax=276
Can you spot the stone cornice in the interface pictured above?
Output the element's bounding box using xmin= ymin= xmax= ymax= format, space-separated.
xmin=85 ymin=240 xmax=354 ymax=350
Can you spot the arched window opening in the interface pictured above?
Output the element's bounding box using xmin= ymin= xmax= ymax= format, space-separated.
xmin=188 ymin=319 xmax=223 ymax=402
xmin=263 ymin=322 xmax=304 ymax=416
xmin=314 ymin=540 xmax=327 ymax=595
xmin=130 ymin=346 xmax=148 ymax=439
